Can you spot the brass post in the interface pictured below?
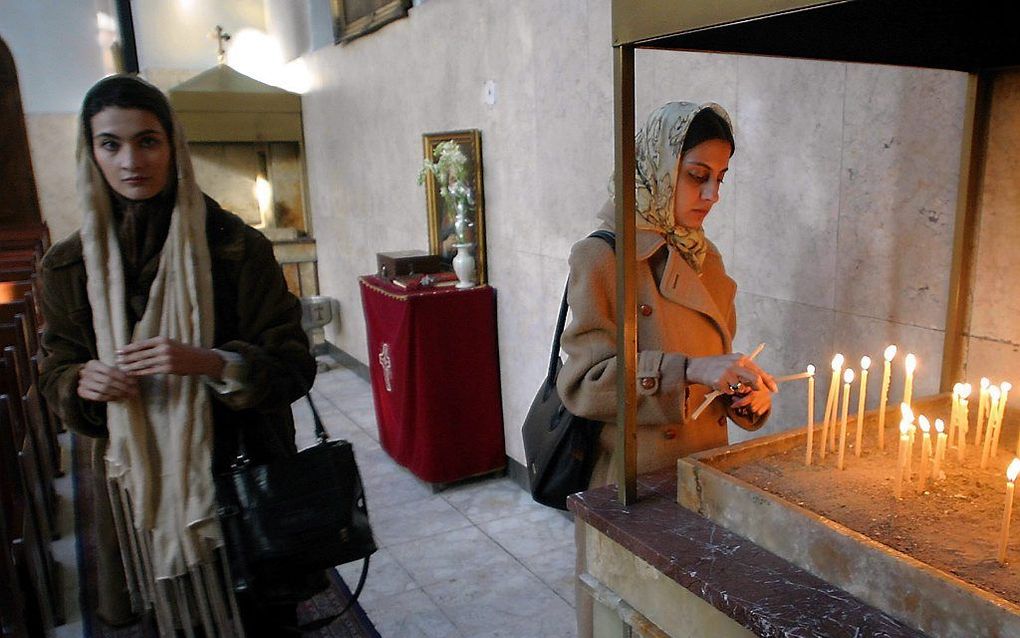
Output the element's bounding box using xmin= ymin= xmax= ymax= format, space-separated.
xmin=614 ymin=44 xmax=638 ymax=504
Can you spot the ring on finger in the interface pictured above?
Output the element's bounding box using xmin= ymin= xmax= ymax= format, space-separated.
xmin=728 ymin=382 xmax=744 ymax=393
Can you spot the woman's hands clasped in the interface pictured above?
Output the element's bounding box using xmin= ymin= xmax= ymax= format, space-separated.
xmin=77 ymin=337 xmax=226 ymax=403
xmin=686 ymin=352 xmax=778 ymax=416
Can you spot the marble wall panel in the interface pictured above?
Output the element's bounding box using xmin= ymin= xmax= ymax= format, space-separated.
xmin=25 ymin=113 xmax=79 ymax=241
xmin=970 ymin=70 xmax=1020 ymax=347
xmin=729 ymin=56 xmax=845 ymax=309
xmin=837 ymin=65 xmax=967 ymax=330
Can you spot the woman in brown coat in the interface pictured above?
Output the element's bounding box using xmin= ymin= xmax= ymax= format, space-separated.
xmin=558 ymin=102 xmax=777 ymax=490
xmin=38 ymin=75 xmax=316 ymax=635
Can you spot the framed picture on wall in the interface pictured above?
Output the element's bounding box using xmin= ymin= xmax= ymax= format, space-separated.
xmin=330 ymin=0 xmax=412 ymax=44
xmin=421 ymin=129 xmax=487 ymax=284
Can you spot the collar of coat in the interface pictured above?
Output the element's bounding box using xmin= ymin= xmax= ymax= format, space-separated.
xmin=635 ymin=228 xmax=734 ymax=349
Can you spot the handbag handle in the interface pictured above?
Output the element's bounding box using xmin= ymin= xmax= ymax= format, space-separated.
xmin=545 ymin=230 xmax=617 ymax=385
xmin=231 ymin=393 xmax=329 ymax=467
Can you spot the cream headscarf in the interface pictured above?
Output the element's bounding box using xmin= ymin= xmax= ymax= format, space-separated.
xmin=78 ymin=75 xmax=242 ymax=635
xmin=617 ymin=101 xmax=734 ymax=273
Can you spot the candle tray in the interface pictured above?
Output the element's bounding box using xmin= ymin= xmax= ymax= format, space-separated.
xmin=677 ymin=394 xmax=1020 ymax=638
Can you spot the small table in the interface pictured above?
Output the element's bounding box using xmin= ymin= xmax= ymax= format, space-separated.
xmin=358 ymin=275 xmax=505 ymax=485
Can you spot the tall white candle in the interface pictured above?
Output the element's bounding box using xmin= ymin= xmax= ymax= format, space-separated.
xmin=903 ymin=353 xmax=917 ymax=411
xmin=948 ymin=384 xmax=961 ymax=455
xmin=902 ymin=403 xmax=915 ymax=478
xmin=917 ymin=415 xmax=932 ymax=493
xmin=838 ymin=369 xmax=854 ymax=470
xmin=820 ymin=354 xmax=844 ymax=460
xmin=982 ymin=386 xmax=1002 ymax=469
xmin=895 ymin=420 xmax=910 ymax=499
xmin=976 ymin=377 xmax=990 ymax=447
xmin=932 ymin=418 xmax=947 ymax=481
xmin=994 ymin=381 xmax=1011 ymax=453
xmin=855 ymin=356 xmax=871 ymax=457
xmin=805 ymin=365 xmax=816 ymax=467
xmin=998 ymin=458 xmax=1020 ymax=564
xmin=958 ymin=383 xmax=971 ymax=461
xmin=877 ymin=345 xmax=897 ymax=451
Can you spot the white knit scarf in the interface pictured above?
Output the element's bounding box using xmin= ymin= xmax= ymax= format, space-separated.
xmin=77 ymin=92 xmax=243 ymax=636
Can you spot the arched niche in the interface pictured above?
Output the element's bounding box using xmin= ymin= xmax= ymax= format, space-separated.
xmin=0 ymin=36 xmax=42 ymax=226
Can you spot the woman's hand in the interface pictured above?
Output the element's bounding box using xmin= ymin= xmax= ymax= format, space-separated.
xmin=731 ymin=387 xmax=772 ymax=417
xmin=116 ymin=337 xmax=225 ymax=379
xmin=78 ymin=360 xmax=138 ymax=402
xmin=686 ymin=352 xmax=778 ymax=395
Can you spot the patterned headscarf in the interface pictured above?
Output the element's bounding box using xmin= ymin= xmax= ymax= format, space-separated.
xmin=633 ymin=101 xmax=733 ymax=272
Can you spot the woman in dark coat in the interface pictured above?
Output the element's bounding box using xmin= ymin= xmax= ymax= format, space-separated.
xmin=38 ymin=75 xmax=316 ymax=635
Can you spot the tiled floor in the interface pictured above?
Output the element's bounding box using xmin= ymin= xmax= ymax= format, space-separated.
xmin=52 ymin=361 xmax=579 ymax=637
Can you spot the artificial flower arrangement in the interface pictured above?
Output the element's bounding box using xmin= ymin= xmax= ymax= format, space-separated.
xmin=418 ymin=140 xmax=475 ymax=243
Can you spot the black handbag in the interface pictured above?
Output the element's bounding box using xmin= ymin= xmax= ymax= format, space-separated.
xmin=215 ymin=394 xmax=376 ymax=615
xmin=523 ymin=230 xmax=615 ymax=510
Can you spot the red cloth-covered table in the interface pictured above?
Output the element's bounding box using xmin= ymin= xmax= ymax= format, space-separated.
xmin=358 ymin=276 xmax=505 ymax=484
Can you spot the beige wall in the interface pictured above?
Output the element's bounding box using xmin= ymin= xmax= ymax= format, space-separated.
xmin=296 ymin=0 xmax=970 ymax=460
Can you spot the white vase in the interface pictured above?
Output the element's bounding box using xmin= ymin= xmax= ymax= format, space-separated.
xmin=452 ymin=242 xmax=477 ymax=289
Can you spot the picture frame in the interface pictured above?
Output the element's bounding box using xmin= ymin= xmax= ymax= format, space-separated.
xmin=422 ymin=129 xmax=487 ymax=284
xmin=330 ymin=0 xmax=411 ymax=45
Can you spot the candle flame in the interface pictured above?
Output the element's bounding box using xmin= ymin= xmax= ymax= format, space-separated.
xmin=844 ymin=368 xmax=855 ymax=384
xmin=860 ymin=355 xmax=871 ymax=370
xmin=900 ymin=403 xmax=913 ymax=423
xmin=884 ymin=345 xmax=897 ymax=362
xmin=1002 ymin=381 xmax=1013 ymax=393
xmin=900 ymin=420 xmax=911 ymax=435
xmin=918 ymin=415 xmax=930 ymax=433
xmin=981 ymin=377 xmax=990 ymax=389
xmin=1008 ymin=458 xmax=1020 ymax=483
xmin=905 ymin=353 xmax=917 ymax=374
xmin=831 ymin=353 xmax=845 ymax=370
xmin=953 ymin=383 xmax=962 ymax=397
xmin=961 ymin=383 xmax=972 ymax=399
xmin=806 ymin=364 xmax=816 ymax=375
xmin=991 ymin=386 xmax=1002 ymax=401
xmin=935 ymin=418 xmax=945 ymax=433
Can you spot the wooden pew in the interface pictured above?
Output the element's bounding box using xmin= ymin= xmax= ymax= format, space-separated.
xmin=0 ymin=484 xmax=29 ymax=637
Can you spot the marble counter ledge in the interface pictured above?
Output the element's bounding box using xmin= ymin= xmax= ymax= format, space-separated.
xmin=568 ymin=470 xmax=925 ymax=638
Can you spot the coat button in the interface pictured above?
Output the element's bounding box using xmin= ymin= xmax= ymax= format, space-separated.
xmin=663 ymin=428 xmax=677 ymax=440
xmin=639 ymin=304 xmax=653 ymax=316
xmin=640 ymin=377 xmax=656 ymax=390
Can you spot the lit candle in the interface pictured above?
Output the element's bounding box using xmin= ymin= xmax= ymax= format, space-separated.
xmin=903 ymin=353 xmax=917 ymax=411
xmin=998 ymin=458 xmax=1020 ymax=564
xmin=805 ymin=364 xmax=816 ymax=467
xmin=958 ymin=383 xmax=971 ymax=461
xmin=976 ymin=377 xmax=990 ymax=447
xmin=994 ymin=382 xmax=1011 ymax=453
xmin=877 ymin=345 xmax=897 ymax=450
xmin=895 ymin=420 xmax=910 ymax=499
xmin=838 ymin=369 xmax=854 ymax=470
xmin=820 ymin=354 xmax=844 ymax=460
xmin=917 ymin=415 xmax=932 ymax=493
xmin=982 ymin=386 xmax=1002 ymax=469
xmin=932 ymin=418 xmax=947 ymax=481
xmin=855 ymin=356 xmax=871 ymax=457
xmin=947 ymin=384 xmax=961 ymax=456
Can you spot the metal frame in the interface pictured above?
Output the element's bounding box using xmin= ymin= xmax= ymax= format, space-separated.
xmin=611 ymin=0 xmax=1007 ymax=504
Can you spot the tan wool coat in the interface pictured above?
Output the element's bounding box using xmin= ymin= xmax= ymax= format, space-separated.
xmin=557 ymin=227 xmax=764 ymax=488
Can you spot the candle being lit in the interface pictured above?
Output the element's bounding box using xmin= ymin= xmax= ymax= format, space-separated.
xmin=838 ymin=369 xmax=855 ymax=470
xmin=820 ymin=354 xmax=844 ymax=460
xmin=805 ymin=364 xmax=816 ymax=467
xmin=932 ymin=418 xmax=947 ymax=481
xmin=855 ymin=356 xmax=871 ymax=457
xmin=877 ymin=345 xmax=897 ymax=450
xmin=895 ymin=420 xmax=911 ymax=499
xmin=998 ymin=458 xmax=1020 ymax=564
xmin=903 ymin=353 xmax=917 ymax=411
xmin=917 ymin=415 xmax=932 ymax=493
xmin=976 ymin=377 xmax=990 ymax=447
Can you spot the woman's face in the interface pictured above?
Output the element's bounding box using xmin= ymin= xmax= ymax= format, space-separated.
xmin=90 ymin=107 xmax=171 ymax=201
xmin=672 ymin=138 xmax=732 ymax=229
